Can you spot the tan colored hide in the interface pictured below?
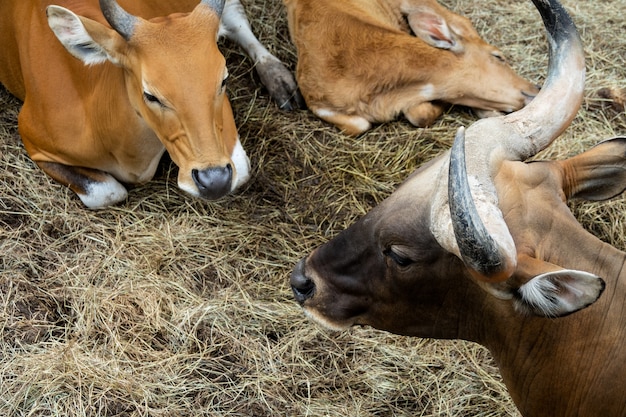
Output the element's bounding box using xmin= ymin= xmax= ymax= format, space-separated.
xmin=284 ymin=0 xmax=539 ymax=135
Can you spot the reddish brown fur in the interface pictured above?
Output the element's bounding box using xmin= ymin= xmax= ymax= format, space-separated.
xmin=284 ymin=0 xmax=539 ymax=135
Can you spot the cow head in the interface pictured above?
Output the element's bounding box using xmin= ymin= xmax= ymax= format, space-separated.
xmin=290 ymin=0 xmax=621 ymax=336
xmin=407 ymin=0 xmax=539 ymax=115
xmin=46 ymin=0 xmax=250 ymax=200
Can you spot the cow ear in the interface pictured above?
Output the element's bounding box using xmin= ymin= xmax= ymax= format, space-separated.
xmin=47 ymin=6 xmax=125 ymax=66
xmin=560 ymin=137 xmax=626 ymax=201
xmin=515 ymin=270 xmax=605 ymax=317
xmin=512 ymin=256 xmax=605 ymax=317
xmin=407 ymin=10 xmax=458 ymax=50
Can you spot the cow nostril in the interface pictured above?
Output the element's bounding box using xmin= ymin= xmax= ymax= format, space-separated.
xmin=521 ymin=89 xmax=538 ymax=106
xmin=522 ymin=90 xmax=537 ymax=99
xmin=291 ymin=277 xmax=315 ymax=304
xmin=191 ymin=164 xmax=233 ymax=200
xmin=290 ymin=261 xmax=316 ymax=304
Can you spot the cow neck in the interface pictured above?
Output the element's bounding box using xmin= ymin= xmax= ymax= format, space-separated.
xmin=445 ymin=231 xmax=626 ymax=347
xmin=480 ymin=241 xmax=626 ymax=416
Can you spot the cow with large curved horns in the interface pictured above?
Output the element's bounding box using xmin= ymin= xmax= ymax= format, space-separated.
xmin=0 ymin=0 xmax=304 ymax=208
xmin=290 ymin=0 xmax=626 ymax=415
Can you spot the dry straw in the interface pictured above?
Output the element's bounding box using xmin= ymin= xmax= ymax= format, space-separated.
xmin=1 ymin=0 xmax=624 ymax=416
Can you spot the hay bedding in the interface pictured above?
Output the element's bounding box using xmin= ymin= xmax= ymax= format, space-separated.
xmin=0 ymin=0 xmax=624 ymax=415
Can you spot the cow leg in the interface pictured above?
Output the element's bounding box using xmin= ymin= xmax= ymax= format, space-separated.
xmin=36 ymin=161 xmax=128 ymax=209
xmin=310 ymin=106 xmax=372 ymax=137
xmin=404 ymin=102 xmax=445 ymax=127
xmin=218 ymin=0 xmax=305 ymax=110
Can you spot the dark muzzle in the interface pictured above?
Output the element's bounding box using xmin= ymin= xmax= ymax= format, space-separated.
xmin=192 ymin=165 xmax=233 ymax=200
xmin=290 ymin=259 xmax=316 ymax=304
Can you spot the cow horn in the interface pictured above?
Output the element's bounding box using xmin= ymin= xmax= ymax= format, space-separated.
xmin=500 ymin=0 xmax=585 ymax=160
xmin=201 ymin=0 xmax=226 ymax=17
xmin=448 ymin=127 xmax=516 ymax=283
xmin=99 ymin=0 xmax=137 ymax=41
xmin=441 ymin=0 xmax=582 ymax=283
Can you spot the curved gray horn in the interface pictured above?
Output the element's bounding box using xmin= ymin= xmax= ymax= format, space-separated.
xmin=448 ymin=127 xmax=516 ymax=283
xmin=501 ymin=0 xmax=585 ymax=161
xmin=201 ymin=0 xmax=226 ymax=17
xmin=99 ymin=0 xmax=137 ymax=41
xmin=435 ymin=0 xmax=581 ymax=284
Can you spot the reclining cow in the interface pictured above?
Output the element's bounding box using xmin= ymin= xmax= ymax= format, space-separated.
xmin=290 ymin=0 xmax=626 ymax=415
xmin=284 ymin=0 xmax=540 ymax=135
xmin=0 ymin=0 xmax=303 ymax=208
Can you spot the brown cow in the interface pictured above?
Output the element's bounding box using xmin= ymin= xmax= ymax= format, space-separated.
xmin=290 ymin=0 xmax=626 ymax=415
xmin=284 ymin=0 xmax=540 ymax=135
xmin=0 ymin=0 xmax=303 ymax=208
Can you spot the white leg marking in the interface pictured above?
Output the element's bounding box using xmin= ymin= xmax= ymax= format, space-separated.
xmin=419 ymin=83 xmax=435 ymax=100
xmin=81 ymin=176 xmax=128 ymax=209
xmin=314 ymin=108 xmax=371 ymax=133
xmin=218 ymin=0 xmax=273 ymax=64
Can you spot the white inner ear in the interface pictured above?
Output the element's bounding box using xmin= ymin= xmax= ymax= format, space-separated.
xmin=515 ymin=269 xmax=605 ymax=317
xmin=47 ymin=6 xmax=110 ymax=65
xmin=407 ymin=10 xmax=456 ymax=50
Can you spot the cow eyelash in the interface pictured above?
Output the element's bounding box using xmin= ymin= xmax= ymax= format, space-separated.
xmin=383 ymin=248 xmax=413 ymax=267
xmin=491 ymin=52 xmax=506 ymax=63
xmin=143 ymin=91 xmax=163 ymax=106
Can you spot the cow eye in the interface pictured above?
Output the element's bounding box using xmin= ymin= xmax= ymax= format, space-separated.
xmin=384 ymin=248 xmax=413 ymax=267
xmin=143 ymin=91 xmax=162 ymax=106
xmin=492 ymin=51 xmax=506 ymax=63
xmin=221 ymin=73 xmax=228 ymax=91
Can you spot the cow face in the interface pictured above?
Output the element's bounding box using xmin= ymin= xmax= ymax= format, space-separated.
xmin=444 ymin=42 xmax=538 ymax=114
xmin=291 ymin=158 xmax=467 ymax=336
xmin=47 ymin=0 xmax=250 ymax=201
xmin=120 ymin=5 xmax=250 ymax=200
xmin=407 ymin=6 xmax=539 ymax=114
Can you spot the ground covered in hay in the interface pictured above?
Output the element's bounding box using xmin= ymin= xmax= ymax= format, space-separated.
xmin=1 ymin=0 xmax=625 ymax=416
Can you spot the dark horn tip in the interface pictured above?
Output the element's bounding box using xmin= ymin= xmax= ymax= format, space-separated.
xmin=448 ymin=127 xmax=513 ymax=283
xmin=99 ymin=0 xmax=137 ymax=40
xmin=201 ymin=0 xmax=226 ymax=17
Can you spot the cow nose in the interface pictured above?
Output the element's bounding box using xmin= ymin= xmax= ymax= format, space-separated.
xmin=192 ymin=165 xmax=232 ymax=200
xmin=290 ymin=259 xmax=316 ymax=304
xmin=522 ymin=84 xmax=541 ymax=105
